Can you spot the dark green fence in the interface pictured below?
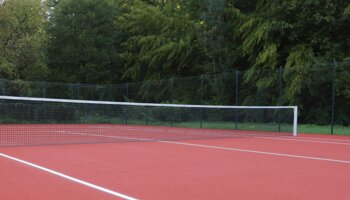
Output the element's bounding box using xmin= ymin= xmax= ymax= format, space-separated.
xmin=0 ymin=61 xmax=349 ymax=134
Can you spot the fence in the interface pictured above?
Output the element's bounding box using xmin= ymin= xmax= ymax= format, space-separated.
xmin=0 ymin=61 xmax=349 ymax=134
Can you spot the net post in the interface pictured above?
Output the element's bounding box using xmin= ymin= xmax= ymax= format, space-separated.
xmin=293 ymin=106 xmax=298 ymax=136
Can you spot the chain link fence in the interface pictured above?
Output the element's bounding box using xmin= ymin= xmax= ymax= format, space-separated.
xmin=0 ymin=61 xmax=349 ymax=134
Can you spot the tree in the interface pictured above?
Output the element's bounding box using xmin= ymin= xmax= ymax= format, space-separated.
xmin=117 ymin=0 xmax=205 ymax=81
xmin=47 ymin=0 xmax=125 ymax=84
xmin=238 ymin=0 xmax=350 ymax=101
xmin=196 ymin=0 xmax=241 ymax=73
xmin=0 ymin=0 xmax=48 ymax=80
xmin=237 ymin=0 xmax=350 ymax=123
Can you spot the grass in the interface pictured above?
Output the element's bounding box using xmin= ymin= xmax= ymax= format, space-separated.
xmin=174 ymin=121 xmax=294 ymax=132
xmin=298 ymin=124 xmax=350 ymax=135
xmin=139 ymin=120 xmax=350 ymax=136
xmin=105 ymin=119 xmax=294 ymax=133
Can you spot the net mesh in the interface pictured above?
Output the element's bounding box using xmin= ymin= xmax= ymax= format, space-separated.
xmin=0 ymin=96 xmax=297 ymax=146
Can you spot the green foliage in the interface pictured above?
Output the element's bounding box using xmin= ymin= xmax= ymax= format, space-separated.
xmin=48 ymin=0 xmax=125 ymax=84
xmin=238 ymin=0 xmax=350 ymax=117
xmin=0 ymin=0 xmax=349 ymax=126
xmin=117 ymin=0 xmax=204 ymax=80
xmin=283 ymin=45 xmax=314 ymax=102
xmin=0 ymin=0 xmax=48 ymax=80
xmin=0 ymin=57 xmax=15 ymax=78
xmin=344 ymin=4 xmax=350 ymax=16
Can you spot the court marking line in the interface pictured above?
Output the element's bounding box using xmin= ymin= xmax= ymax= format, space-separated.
xmin=61 ymin=128 xmax=350 ymax=146
xmin=160 ymin=141 xmax=350 ymax=164
xmin=0 ymin=153 xmax=138 ymax=200
xmin=85 ymin=126 xmax=350 ymax=145
xmin=283 ymin=136 xmax=350 ymax=143
xmin=2 ymin=131 xmax=350 ymax=164
xmin=255 ymin=136 xmax=350 ymax=146
xmin=57 ymin=132 xmax=350 ymax=164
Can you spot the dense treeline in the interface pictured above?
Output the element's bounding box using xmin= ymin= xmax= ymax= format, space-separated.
xmin=0 ymin=0 xmax=349 ymax=125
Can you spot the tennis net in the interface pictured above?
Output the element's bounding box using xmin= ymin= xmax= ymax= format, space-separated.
xmin=0 ymin=96 xmax=297 ymax=146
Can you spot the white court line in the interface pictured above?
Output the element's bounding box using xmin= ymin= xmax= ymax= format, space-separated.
xmin=0 ymin=153 xmax=138 ymax=200
xmin=159 ymin=141 xmax=350 ymax=164
xmin=290 ymin=136 xmax=350 ymax=143
xmin=59 ymin=132 xmax=350 ymax=164
xmin=256 ymin=136 xmax=350 ymax=146
xmin=90 ymin=125 xmax=350 ymax=145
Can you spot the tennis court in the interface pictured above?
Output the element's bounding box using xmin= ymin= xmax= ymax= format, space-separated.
xmin=1 ymin=96 xmax=350 ymax=200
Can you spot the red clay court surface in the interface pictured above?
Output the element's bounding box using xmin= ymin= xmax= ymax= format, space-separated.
xmin=1 ymin=126 xmax=350 ymax=200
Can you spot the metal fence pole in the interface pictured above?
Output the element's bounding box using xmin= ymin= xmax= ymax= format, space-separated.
xmin=146 ymin=80 xmax=149 ymax=125
xmin=125 ymin=82 xmax=129 ymax=101
xmin=200 ymin=75 xmax=204 ymax=128
xmin=235 ymin=70 xmax=239 ymax=130
xmin=42 ymin=81 xmax=47 ymax=98
xmin=278 ymin=66 xmax=283 ymax=132
xmin=124 ymin=84 xmax=128 ymax=124
xmin=76 ymin=83 xmax=80 ymax=100
xmin=331 ymin=60 xmax=337 ymax=135
xmin=169 ymin=78 xmax=174 ymax=126
xmin=0 ymin=80 xmax=4 ymax=95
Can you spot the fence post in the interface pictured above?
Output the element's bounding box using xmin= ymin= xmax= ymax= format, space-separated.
xmin=235 ymin=70 xmax=239 ymax=130
xmin=125 ymin=82 xmax=129 ymax=101
xmin=76 ymin=83 xmax=80 ymax=99
xmin=124 ymin=84 xmax=128 ymax=124
xmin=42 ymin=81 xmax=47 ymax=98
xmin=331 ymin=60 xmax=337 ymax=135
xmin=169 ymin=78 xmax=174 ymax=126
xmin=145 ymin=80 xmax=149 ymax=125
xmin=200 ymin=75 xmax=204 ymax=128
xmin=0 ymin=80 xmax=4 ymax=95
xmin=278 ymin=66 xmax=283 ymax=132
